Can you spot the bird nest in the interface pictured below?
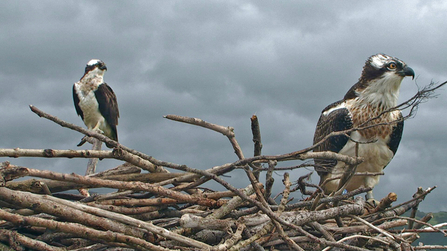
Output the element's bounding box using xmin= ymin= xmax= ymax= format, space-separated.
xmin=0 ymin=82 xmax=446 ymax=251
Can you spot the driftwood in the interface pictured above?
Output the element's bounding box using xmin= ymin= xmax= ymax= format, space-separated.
xmin=0 ymin=81 xmax=446 ymax=250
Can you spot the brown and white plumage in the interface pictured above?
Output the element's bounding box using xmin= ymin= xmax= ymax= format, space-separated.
xmin=313 ymin=53 xmax=414 ymax=201
xmin=73 ymin=59 xmax=119 ymax=147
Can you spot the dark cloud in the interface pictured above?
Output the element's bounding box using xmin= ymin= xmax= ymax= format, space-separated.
xmin=1 ymin=0 xmax=447 ymax=212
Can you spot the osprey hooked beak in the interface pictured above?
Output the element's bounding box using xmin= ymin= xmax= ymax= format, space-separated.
xmin=99 ymin=64 xmax=107 ymax=71
xmin=399 ymin=66 xmax=415 ymax=80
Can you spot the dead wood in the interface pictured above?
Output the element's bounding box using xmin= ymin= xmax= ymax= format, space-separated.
xmin=0 ymin=83 xmax=445 ymax=250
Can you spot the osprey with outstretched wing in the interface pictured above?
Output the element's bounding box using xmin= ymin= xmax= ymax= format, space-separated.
xmin=313 ymin=53 xmax=414 ymax=201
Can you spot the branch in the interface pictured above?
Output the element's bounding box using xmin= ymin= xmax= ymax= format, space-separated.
xmin=251 ymin=115 xmax=263 ymax=181
xmin=0 ymin=148 xmax=114 ymax=158
xmin=251 ymin=115 xmax=263 ymax=157
xmin=164 ymin=114 xmax=245 ymax=159
xmin=0 ymin=229 xmax=65 ymax=251
xmin=29 ymin=105 xmax=169 ymax=173
xmin=85 ymin=138 xmax=102 ymax=175
xmin=0 ymin=208 xmax=168 ymax=251
xmin=8 ymin=165 xmax=219 ymax=208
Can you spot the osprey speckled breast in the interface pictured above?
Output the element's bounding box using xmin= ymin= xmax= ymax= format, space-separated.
xmin=313 ymin=53 xmax=414 ymax=202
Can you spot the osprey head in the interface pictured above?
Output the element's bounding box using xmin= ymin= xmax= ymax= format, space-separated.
xmin=344 ymin=53 xmax=415 ymax=107
xmin=83 ymin=59 xmax=107 ymax=77
xmin=365 ymin=54 xmax=414 ymax=81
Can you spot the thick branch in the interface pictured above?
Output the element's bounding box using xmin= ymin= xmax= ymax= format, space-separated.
xmin=12 ymin=166 xmax=219 ymax=208
xmin=0 ymin=208 xmax=168 ymax=251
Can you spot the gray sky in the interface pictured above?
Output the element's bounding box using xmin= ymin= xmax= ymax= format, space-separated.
xmin=1 ymin=0 xmax=447 ymax=212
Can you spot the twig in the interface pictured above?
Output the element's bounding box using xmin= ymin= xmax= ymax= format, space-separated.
xmin=274 ymin=173 xmax=304 ymax=251
xmin=409 ymin=187 xmax=424 ymax=229
xmin=321 ymin=234 xmax=390 ymax=251
xmin=414 ymin=245 xmax=447 ymax=250
xmin=366 ymin=186 xmax=436 ymax=220
xmin=393 ymin=217 xmax=447 ymax=236
xmin=208 ymin=184 xmax=257 ymax=219
xmin=351 ymin=215 xmax=396 ymax=240
xmin=164 ymin=114 xmax=245 ymax=159
xmin=413 ymin=213 xmax=434 ymax=229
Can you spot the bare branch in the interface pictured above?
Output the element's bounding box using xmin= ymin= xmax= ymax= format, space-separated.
xmin=0 ymin=208 xmax=168 ymax=251
xmin=30 ymin=105 xmax=169 ymax=173
xmin=164 ymin=114 xmax=245 ymax=159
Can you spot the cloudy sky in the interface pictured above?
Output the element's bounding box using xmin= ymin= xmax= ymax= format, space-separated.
xmin=1 ymin=1 xmax=447 ymax=212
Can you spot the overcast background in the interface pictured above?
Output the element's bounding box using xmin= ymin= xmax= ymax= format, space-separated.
xmin=1 ymin=1 xmax=446 ymax=212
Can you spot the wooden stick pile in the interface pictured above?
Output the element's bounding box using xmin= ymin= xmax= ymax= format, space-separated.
xmin=0 ymin=99 xmax=445 ymax=250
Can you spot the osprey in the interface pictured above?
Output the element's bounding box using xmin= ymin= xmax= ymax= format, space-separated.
xmin=73 ymin=59 xmax=119 ymax=147
xmin=313 ymin=53 xmax=414 ymax=201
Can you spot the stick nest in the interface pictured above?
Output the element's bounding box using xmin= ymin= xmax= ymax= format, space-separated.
xmin=0 ymin=81 xmax=446 ymax=251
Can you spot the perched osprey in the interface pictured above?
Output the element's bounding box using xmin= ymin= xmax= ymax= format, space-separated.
xmin=313 ymin=53 xmax=414 ymax=201
xmin=73 ymin=59 xmax=119 ymax=147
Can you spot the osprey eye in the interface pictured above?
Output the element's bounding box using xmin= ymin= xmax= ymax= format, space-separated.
xmin=388 ymin=62 xmax=397 ymax=69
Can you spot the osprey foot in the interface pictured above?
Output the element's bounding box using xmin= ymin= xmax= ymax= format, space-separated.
xmin=365 ymin=191 xmax=379 ymax=207
xmin=366 ymin=198 xmax=380 ymax=208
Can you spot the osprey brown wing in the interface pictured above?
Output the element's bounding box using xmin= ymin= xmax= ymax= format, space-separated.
xmin=94 ymin=83 xmax=119 ymax=140
xmin=313 ymin=100 xmax=353 ymax=175
xmin=72 ymin=84 xmax=84 ymax=120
